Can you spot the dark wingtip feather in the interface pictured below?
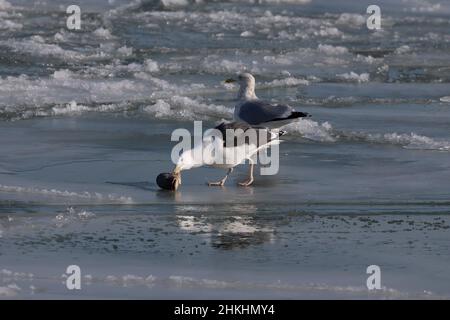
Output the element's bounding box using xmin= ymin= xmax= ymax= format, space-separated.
xmin=271 ymin=111 xmax=311 ymax=122
xmin=290 ymin=111 xmax=310 ymax=118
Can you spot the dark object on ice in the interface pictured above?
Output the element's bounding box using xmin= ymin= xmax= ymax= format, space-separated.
xmin=156 ymin=172 xmax=179 ymax=191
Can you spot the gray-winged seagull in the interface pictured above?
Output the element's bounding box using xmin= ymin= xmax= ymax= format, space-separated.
xmin=225 ymin=73 xmax=310 ymax=128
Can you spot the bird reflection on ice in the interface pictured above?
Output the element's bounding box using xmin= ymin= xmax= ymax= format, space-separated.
xmin=174 ymin=204 xmax=275 ymax=250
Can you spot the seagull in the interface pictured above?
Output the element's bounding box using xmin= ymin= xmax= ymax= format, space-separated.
xmin=172 ymin=122 xmax=285 ymax=187
xmin=225 ymin=73 xmax=310 ymax=128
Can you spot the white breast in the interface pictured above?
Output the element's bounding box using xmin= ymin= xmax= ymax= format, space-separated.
xmin=206 ymin=140 xmax=259 ymax=169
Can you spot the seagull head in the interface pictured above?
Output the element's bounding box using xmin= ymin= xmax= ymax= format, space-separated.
xmin=173 ymin=150 xmax=195 ymax=174
xmin=170 ymin=152 xmax=194 ymax=191
xmin=225 ymin=73 xmax=255 ymax=86
xmin=225 ymin=73 xmax=257 ymax=100
xmin=173 ymin=145 xmax=207 ymax=174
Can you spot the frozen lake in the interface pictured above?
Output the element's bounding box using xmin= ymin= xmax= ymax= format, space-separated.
xmin=1 ymin=0 xmax=450 ymax=299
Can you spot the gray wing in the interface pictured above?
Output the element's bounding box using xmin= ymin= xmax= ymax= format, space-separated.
xmin=214 ymin=122 xmax=279 ymax=148
xmin=237 ymin=100 xmax=293 ymax=125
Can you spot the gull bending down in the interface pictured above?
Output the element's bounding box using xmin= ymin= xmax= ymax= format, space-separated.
xmin=172 ymin=122 xmax=285 ymax=187
xmin=225 ymin=73 xmax=310 ymax=128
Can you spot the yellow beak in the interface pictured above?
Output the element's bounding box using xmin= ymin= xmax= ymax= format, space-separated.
xmin=173 ymin=164 xmax=182 ymax=175
xmin=172 ymin=165 xmax=182 ymax=190
xmin=224 ymin=78 xmax=236 ymax=83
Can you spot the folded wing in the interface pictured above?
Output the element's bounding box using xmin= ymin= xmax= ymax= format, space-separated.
xmin=236 ymin=100 xmax=309 ymax=126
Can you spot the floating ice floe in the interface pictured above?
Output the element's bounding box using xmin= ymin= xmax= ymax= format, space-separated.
xmin=0 ymin=15 xmax=22 ymax=31
xmin=395 ymin=45 xmax=412 ymax=55
xmin=92 ymin=27 xmax=114 ymax=39
xmin=0 ymin=284 xmax=21 ymax=297
xmin=337 ymin=72 xmax=370 ymax=83
xmin=263 ymin=77 xmax=310 ymax=87
xmin=286 ymin=119 xmax=336 ymax=142
xmin=143 ymin=95 xmax=231 ymax=121
xmin=336 ymin=13 xmax=366 ymax=27
xmin=0 ymin=0 xmax=12 ymax=11
xmin=317 ymin=44 xmax=349 ymax=55
xmin=286 ymin=119 xmax=450 ymax=151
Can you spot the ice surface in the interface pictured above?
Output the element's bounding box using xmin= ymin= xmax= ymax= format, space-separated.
xmin=1 ymin=0 xmax=450 ymax=299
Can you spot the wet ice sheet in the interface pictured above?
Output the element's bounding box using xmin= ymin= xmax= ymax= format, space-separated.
xmin=1 ymin=0 xmax=450 ymax=299
xmin=0 ymin=115 xmax=450 ymax=299
xmin=1 ymin=115 xmax=450 ymax=206
xmin=1 ymin=205 xmax=450 ymax=299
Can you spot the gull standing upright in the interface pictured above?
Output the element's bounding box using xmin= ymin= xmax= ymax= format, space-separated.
xmin=225 ymin=73 xmax=310 ymax=128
